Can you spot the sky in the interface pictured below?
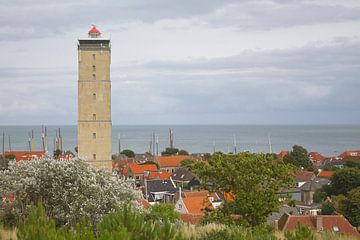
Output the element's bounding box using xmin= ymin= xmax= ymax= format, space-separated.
xmin=0 ymin=0 xmax=360 ymax=125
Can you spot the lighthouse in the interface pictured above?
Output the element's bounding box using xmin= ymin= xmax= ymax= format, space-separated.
xmin=77 ymin=26 xmax=112 ymax=169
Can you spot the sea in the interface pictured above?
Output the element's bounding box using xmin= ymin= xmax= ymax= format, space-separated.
xmin=0 ymin=125 xmax=359 ymax=157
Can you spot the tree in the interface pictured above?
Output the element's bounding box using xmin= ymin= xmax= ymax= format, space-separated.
xmin=283 ymin=145 xmax=313 ymax=170
xmin=342 ymin=187 xmax=360 ymax=227
xmin=4 ymin=154 xmax=15 ymax=160
xmin=321 ymin=201 xmax=335 ymax=215
xmin=313 ymin=188 xmax=327 ymax=203
xmin=121 ymin=149 xmax=135 ymax=158
xmin=327 ymin=168 xmax=360 ymax=196
xmin=161 ymin=147 xmax=179 ymax=156
xmin=178 ymin=150 xmax=189 ymax=156
xmin=146 ymin=204 xmax=180 ymax=223
xmin=53 ymin=149 xmax=62 ymax=158
xmin=284 ymin=224 xmax=316 ymax=240
xmin=180 ymin=158 xmax=197 ymax=170
xmin=0 ymin=158 xmax=140 ymax=227
xmin=344 ymin=160 xmax=360 ymax=169
xmin=0 ymin=157 xmax=10 ymax=170
xmin=193 ymin=152 xmax=294 ymax=226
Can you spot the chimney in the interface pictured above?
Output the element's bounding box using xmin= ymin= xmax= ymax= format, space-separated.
xmin=144 ymin=179 xmax=148 ymax=200
xmin=316 ymin=216 xmax=323 ymax=231
xmin=179 ymin=187 xmax=182 ymax=200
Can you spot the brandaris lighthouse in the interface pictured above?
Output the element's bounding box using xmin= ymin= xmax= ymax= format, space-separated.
xmin=77 ymin=26 xmax=112 ymax=169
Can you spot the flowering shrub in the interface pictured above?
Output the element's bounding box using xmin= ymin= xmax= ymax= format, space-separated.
xmin=0 ymin=158 xmax=140 ymax=226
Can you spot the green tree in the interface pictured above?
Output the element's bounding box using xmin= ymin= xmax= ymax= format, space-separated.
xmin=178 ymin=150 xmax=189 ymax=156
xmin=4 ymin=154 xmax=15 ymax=160
xmin=161 ymin=147 xmax=179 ymax=156
xmin=327 ymin=168 xmax=360 ymax=196
xmin=342 ymin=187 xmax=360 ymax=227
xmin=121 ymin=149 xmax=135 ymax=158
xmin=193 ymin=152 xmax=294 ymax=226
xmin=53 ymin=149 xmax=62 ymax=159
xmin=180 ymin=158 xmax=197 ymax=170
xmin=344 ymin=160 xmax=360 ymax=169
xmin=313 ymin=188 xmax=327 ymax=203
xmin=283 ymin=145 xmax=313 ymax=170
xmin=146 ymin=204 xmax=180 ymax=223
xmin=321 ymin=201 xmax=335 ymax=215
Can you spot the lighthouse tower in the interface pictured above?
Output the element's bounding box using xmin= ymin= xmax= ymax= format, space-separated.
xmin=77 ymin=26 xmax=112 ymax=169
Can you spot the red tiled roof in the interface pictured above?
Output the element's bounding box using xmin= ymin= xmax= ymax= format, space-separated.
xmin=3 ymin=151 xmax=45 ymax=162
xmin=137 ymin=199 xmax=150 ymax=209
xmin=182 ymin=196 xmax=214 ymax=214
xmin=295 ymin=170 xmax=315 ymax=182
xmin=339 ymin=150 xmax=360 ymax=159
xmin=278 ymin=151 xmax=289 ymax=159
xmin=183 ymin=191 xmax=221 ymax=201
xmin=180 ymin=213 xmax=203 ymax=224
xmin=318 ymin=171 xmax=335 ymax=179
xmin=128 ymin=164 xmax=158 ymax=174
xmin=279 ymin=214 xmax=360 ymax=239
xmin=156 ymin=155 xmax=193 ymax=168
xmin=146 ymin=171 xmax=171 ymax=180
xmin=308 ymin=152 xmax=327 ymax=161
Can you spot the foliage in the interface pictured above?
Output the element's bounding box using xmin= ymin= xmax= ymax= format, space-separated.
xmin=344 ymin=160 xmax=360 ymax=169
xmin=197 ymin=225 xmax=277 ymax=240
xmin=121 ymin=149 xmax=135 ymax=158
xmin=146 ymin=204 xmax=180 ymax=223
xmin=0 ymin=158 xmax=140 ymax=227
xmin=180 ymin=158 xmax=197 ymax=170
xmin=193 ymin=152 xmax=295 ymax=226
xmin=313 ymin=188 xmax=327 ymax=203
xmin=16 ymin=203 xmax=182 ymax=240
xmin=342 ymin=187 xmax=360 ymax=227
xmin=327 ymin=168 xmax=360 ymax=196
xmin=283 ymin=145 xmax=313 ymax=170
xmin=178 ymin=150 xmax=189 ymax=156
xmin=161 ymin=147 xmax=179 ymax=156
xmin=0 ymin=158 xmax=10 ymax=170
xmin=53 ymin=149 xmax=62 ymax=159
xmin=202 ymin=153 xmax=211 ymax=161
xmin=321 ymin=201 xmax=335 ymax=215
xmin=4 ymin=154 xmax=15 ymax=160
xmin=284 ymin=223 xmax=316 ymax=240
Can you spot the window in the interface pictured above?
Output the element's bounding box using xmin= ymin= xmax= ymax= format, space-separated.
xmin=92 ymin=54 xmax=96 ymax=60
xmin=93 ymin=133 xmax=96 ymax=139
xmin=92 ymin=93 xmax=96 ymax=100
xmin=93 ymin=114 xmax=96 ymax=120
xmin=93 ymin=154 xmax=96 ymax=160
xmin=92 ymin=65 xmax=96 ymax=72
xmin=92 ymin=74 xmax=96 ymax=80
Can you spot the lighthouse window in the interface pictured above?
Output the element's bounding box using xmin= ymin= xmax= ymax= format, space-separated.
xmin=92 ymin=74 xmax=96 ymax=80
xmin=93 ymin=154 xmax=96 ymax=160
xmin=92 ymin=54 xmax=96 ymax=60
xmin=93 ymin=93 xmax=96 ymax=100
xmin=92 ymin=65 xmax=96 ymax=72
xmin=93 ymin=133 xmax=96 ymax=139
xmin=93 ymin=114 xmax=96 ymax=120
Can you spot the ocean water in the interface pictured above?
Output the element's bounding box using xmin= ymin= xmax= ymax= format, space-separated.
xmin=0 ymin=125 xmax=359 ymax=157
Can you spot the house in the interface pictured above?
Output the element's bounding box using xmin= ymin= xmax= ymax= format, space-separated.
xmin=317 ymin=171 xmax=335 ymax=179
xmin=338 ymin=150 xmax=360 ymax=159
xmin=175 ymin=190 xmax=222 ymax=216
xmin=295 ymin=170 xmax=316 ymax=187
xmin=2 ymin=151 xmax=45 ymax=162
xmin=277 ymin=213 xmax=360 ymax=239
xmin=308 ymin=152 xmax=327 ymax=162
xmin=267 ymin=204 xmax=300 ymax=225
xmin=156 ymin=155 xmax=194 ymax=173
xmin=171 ymin=168 xmax=200 ymax=189
xmin=144 ymin=179 xmax=177 ymax=204
xmin=123 ymin=163 xmax=158 ymax=186
xmin=56 ymin=151 xmax=75 ymax=160
xmin=278 ymin=151 xmax=289 ymax=159
xmin=145 ymin=171 xmax=171 ymax=181
xmin=300 ymin=178 xmax=330 ymax=205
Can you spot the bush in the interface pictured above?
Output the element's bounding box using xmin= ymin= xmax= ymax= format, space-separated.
xmin=121 ymin=149 xmax=135 ymax=158
xmin=284 ymin=224 xmax=316 ymax=240
xmin=0 ymin=158 xmax=140 ymax=227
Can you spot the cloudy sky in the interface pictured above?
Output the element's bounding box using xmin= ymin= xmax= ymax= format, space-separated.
xmin=1 ymin=0 xmax=360 ymax=125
